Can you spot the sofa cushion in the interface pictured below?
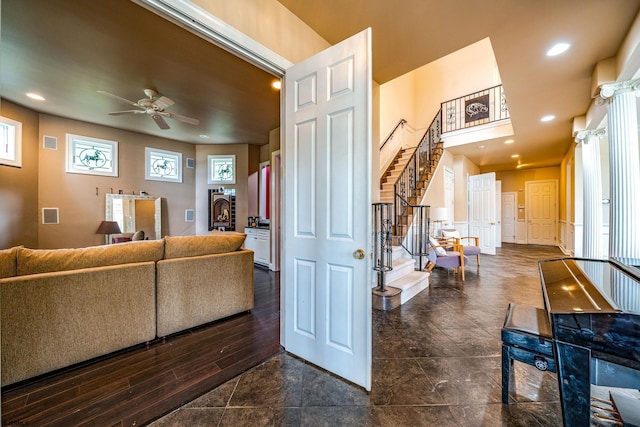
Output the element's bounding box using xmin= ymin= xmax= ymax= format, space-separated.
xmin=16 ymin=240 xmax=165 ymax=275
xmin=163 ymin=233 xmax=246 ymax=260
xmin=0 ymin=246 xmax=19 ymax=279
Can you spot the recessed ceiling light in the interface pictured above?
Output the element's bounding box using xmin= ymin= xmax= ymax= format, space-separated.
xmin=540 ymin=115 xmax=555 ymax=122
xmin=511 ymin=154 xmax=520 ymax=158
xmin=272 ymin=80 xmax=282 ymax=90
xmin=478 ymin=145 xmax=485 ymax=149
xmin=546 ymin=42 xmax=570 ymax=57
xmin=504 ymin=139 xmax=514 ymax=144
xmin=199 ymin=134 xmax=210 ymax=139
xmin=26 ymin=92 xmax=45 ymax=101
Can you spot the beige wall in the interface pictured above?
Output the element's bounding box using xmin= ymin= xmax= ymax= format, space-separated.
xmin=191 ymin=0 xmax=330 ymax=64
xmin=379 ymin=73 xmax=417 ymax=139
xmin=36 ymin=114 xmax=197 ymax=248
xmin=0 ymin=101 xmax=199 ymax=250
xmin=496 ymin=166 xmax=561 ymax=220
xmin=380 ymin=37 xmax=501 ymax=139
xmin=453 ymin=155 xmax=481 ymax=222
xmin=0 ymin=100 xmax=40 ymax=249
xmin=195 ymin=144 xmax=250 ymax=235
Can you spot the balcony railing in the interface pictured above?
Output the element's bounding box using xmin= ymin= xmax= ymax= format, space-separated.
xmin=441 ymin=85 xmax=509 ymax=133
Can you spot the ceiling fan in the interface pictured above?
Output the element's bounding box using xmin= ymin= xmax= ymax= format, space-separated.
xmin=97 ymin=88 xmax=200 ymax=130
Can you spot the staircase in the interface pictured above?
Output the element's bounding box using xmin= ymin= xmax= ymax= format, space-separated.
xmin=386 ymin=246 xmax=430 ymax=304
xmin=380 ymin=148 xmax=413 ymax=204
xmin=374 ymin=119 xmax=445 ymax=309
xmin=391 ymin=141 xmax=444 ymax=240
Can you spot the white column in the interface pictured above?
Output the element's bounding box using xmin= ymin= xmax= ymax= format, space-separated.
xmin=599 ymin=79 xmax=640 ymax=259
xmin=575 ymin=129 xmax=606 ymax=259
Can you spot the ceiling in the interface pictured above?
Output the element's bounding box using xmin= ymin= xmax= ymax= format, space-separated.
xmin=1 ymin=0 xmax=281 ymax=145
xmin=277 ymin=0 xmax=640 ymax=171
xmin=2 ymin=0 xmax=640 ymax=170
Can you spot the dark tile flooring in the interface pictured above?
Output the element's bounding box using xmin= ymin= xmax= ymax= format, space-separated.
xmin=151 ymin=243 xmax=565 ymax=426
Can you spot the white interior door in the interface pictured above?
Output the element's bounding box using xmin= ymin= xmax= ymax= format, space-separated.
xmin=283 ymin=29 xmax=372 ymax=390
xmin=468 ymin=172 xmax=496 ymax=255
xmin=270 ymin=150 xmax=281 ymax=271
xmin=495 ymin=180 xmax=502 ymax=248
xmin=526 ymin=180 xmax=557 ymax=245
xmin=501 ymin=192 xmax=517 ymax=243
xmin=444 ymin=167 xmax=454 ymax=227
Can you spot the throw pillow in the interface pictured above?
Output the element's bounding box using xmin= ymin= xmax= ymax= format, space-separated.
xmin=442 ymin=229 xmax=461 ymax=239
xmin=429 ymin=237 xmax=447 ymax=256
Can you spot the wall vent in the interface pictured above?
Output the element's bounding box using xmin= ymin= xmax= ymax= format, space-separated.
xmin=185 ymin=209 xmax=195 ymax=222
xmin=42 ymin=208 xmax=59 ymax=224
xmin=43 ymin=135 xmax=58 ymax=150
xmin=186 ymin=158 xmax=195 ymax=168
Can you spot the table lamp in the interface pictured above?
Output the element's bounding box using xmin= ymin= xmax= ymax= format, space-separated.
xmin=96 ymin=220 xmax=121 ymax=244
xmin=431 ymin=207 xmax=448 ymax=237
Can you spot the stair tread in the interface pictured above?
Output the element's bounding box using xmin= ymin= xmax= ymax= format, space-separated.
xmin=387 ymin=271 xmax=430 ymax=291
xmin=391 ymin=257 xmax=415 ymax=268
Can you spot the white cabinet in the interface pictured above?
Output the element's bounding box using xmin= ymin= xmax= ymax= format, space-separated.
xmin=244 ymin=227 xmax=270 ymax=267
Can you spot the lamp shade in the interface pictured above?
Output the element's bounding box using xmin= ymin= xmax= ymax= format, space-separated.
xmin=96 ymin=220 xmax=121 ymax=235
xmin=431 ymin=207 xmax=448 ymax=222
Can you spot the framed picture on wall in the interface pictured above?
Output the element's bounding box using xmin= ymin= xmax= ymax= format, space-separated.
xmin=208 ymin=154 xmax=236 ymax=184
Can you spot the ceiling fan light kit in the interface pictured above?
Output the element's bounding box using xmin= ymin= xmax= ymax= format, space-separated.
xmin=97 ymin=89 xmax=200 ymax=130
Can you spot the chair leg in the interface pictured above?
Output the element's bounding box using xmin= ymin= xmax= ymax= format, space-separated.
xmin=502 ymin=344 xmax=511 ymax=404
xmin=477 ymin=254 xmax=480 ymax=266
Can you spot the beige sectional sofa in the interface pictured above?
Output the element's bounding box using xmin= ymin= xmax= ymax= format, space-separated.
xmin=0 ymin=233 xmax=253 ymax=386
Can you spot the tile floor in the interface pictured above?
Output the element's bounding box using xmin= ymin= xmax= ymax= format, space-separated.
xmin=151 ymin=244 xmax=565 ymax=426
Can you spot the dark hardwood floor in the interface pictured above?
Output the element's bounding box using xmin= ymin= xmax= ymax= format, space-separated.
xmin=1 ymin=267 xmax=280 ymax=426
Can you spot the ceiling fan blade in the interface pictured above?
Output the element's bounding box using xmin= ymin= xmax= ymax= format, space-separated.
xmin=152 ymin=96 xmax=174 ymax=110
xmin=151 ymin=114 xmax=170 ymax=130
xmin=164 ymin=111 xmax=200 ymax=125
xmin=108 ymin=110 xmax=145 ymax=116
xmin=97 ymin=90 xmax=140 ymax=107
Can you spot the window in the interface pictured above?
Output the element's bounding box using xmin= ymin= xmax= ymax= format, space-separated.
xmin=145 ymin=147 xmax=182 ymax=183
xmin=66 ymin=134 xmax=118 ymax=176
xmin=0 ymin=116 xmax=22 ymax=167
xmin=208 ymin=155 xmax=236 ymax=184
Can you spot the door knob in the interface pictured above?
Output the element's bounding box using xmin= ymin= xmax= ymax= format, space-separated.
xmin=353 ymin=249 xmax=365 ymax=259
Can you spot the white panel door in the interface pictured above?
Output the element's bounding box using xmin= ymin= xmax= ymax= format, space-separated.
xmin=526 ymin=180 xmax=557 ymax=245
xmin=501 ymin=192 xmax=517 ymax=243
xmin=444 ymin=167 xmax=454 ymax=227
xmin=495 ymin=180 xmax=502 ymax=248
xmin=283 ymin=29 xmax=372 ymax=390
xmin=468 ymin=172 xmax=496 ymax=255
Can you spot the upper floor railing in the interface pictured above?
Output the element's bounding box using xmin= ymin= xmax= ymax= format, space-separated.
xmin=441 ymin=84 xmax=509 ymax=133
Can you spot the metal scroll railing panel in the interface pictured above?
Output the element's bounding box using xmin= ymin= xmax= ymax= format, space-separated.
xmin=441 ymin=84 xmax=509 ymax=134
xmin=394 ymin=196 xmax=430 ymax=269
xmin=393 ymin=111 xmax=440 ymax=241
